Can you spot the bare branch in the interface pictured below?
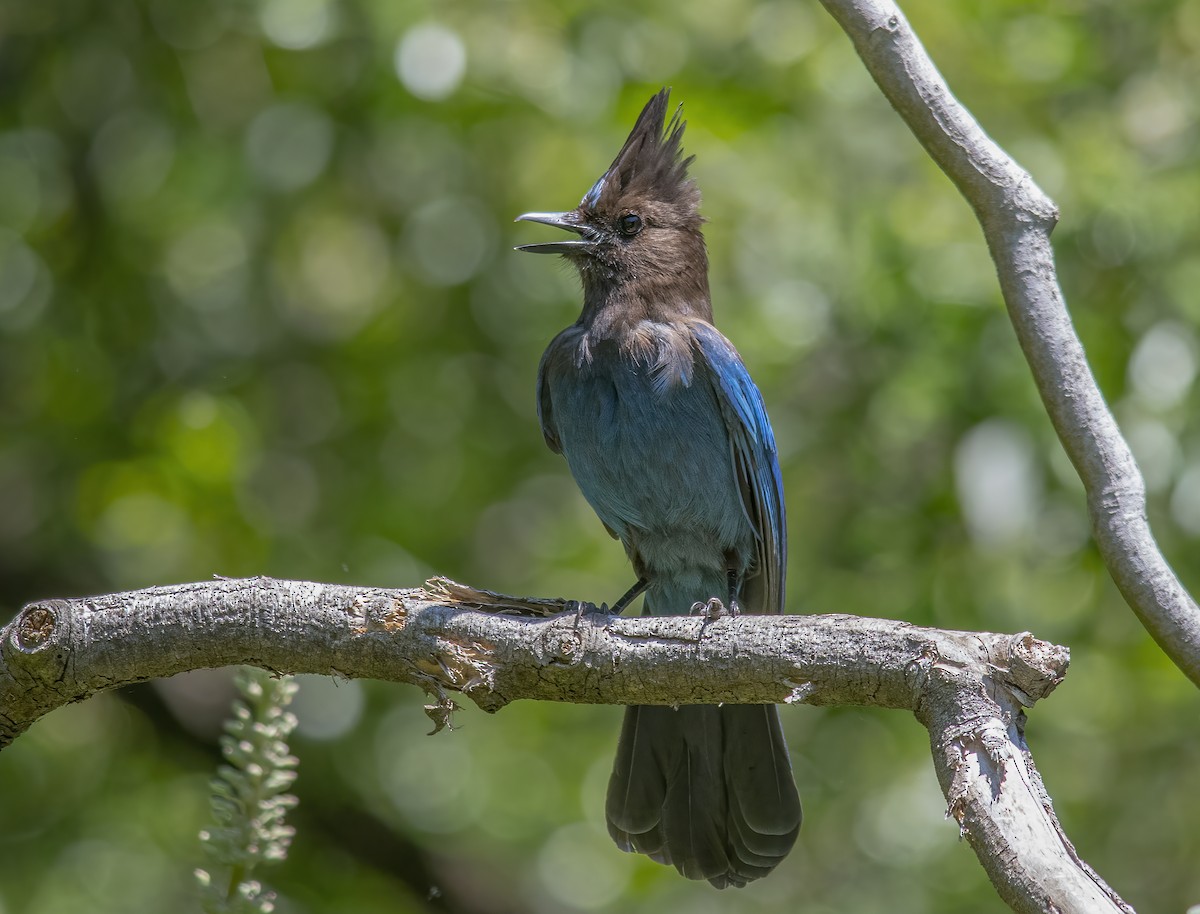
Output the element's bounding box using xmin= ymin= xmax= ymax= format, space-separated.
xmin=0 ymin=576 xmax=1128 ymax=912
xmin=818 ymin=0 xmax=1200 ymax=685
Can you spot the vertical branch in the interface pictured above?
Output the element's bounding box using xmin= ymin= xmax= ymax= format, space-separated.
xmin=818 ymin=0 xmax=1200 ymax=686
xmin=921 ymin=671 xmax=1133 ymax=914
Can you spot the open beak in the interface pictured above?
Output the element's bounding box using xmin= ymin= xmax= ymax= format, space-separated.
xmin=514 ymin=211 xmax=594 ymax=254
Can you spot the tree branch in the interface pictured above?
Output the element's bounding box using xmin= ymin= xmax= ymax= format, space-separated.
xmin=1 ymin=576 xmax=1129 ymax=913
xmin=818 ymin=0 xmax=1200 ymax=686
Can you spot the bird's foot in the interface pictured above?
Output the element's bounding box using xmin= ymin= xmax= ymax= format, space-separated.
xmin=569 ymin=599 xmax=616 ymax=631
xmin=691 ymin=597 xmax=739 ymax=621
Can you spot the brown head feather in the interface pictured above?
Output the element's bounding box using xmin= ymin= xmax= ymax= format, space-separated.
xmin=583 ymin=88 xmax=700 ymax=218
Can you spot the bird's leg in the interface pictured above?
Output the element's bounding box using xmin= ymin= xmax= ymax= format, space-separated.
xmin=569 ymin=578 xmax=647 ymax=630
xmin=609 ymin=577 xmax=649 ymax=616
xmin=726 ymin=567 xmax=742 ymax=617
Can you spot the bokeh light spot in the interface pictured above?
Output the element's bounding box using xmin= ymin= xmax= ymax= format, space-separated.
xmin=1125 ymin=417 xmax=1181 ymax=494
xmin=954 ymin=420 xmax=1041 ymax=548
xmin=292 ymin=675 xmax=364 ymax=741
xmin=274 ymin=213 xmax=392 ymax=339
xmin=748 ymin=1 xmax=817 ymax=65
xmin=301 ymin=215 xmax=391 ymax=310
xmin=237 ymin=452 xmax=320 ymax=532
xmin=758 ymin=278 xmax=831 ymax=350
xmin=164 ymin=220 xmax=249 ymax=312
xmin=536 ymin=822 xmax=633 ymax=908
xmin=245 ymin=103 xmax=334 ymax=191
xmin=1170 ymin=463 xmax=1200 ymax=536
xmin=394 ymin=23 xmax=467 ymax=101
xmin=0 ymin=229 xmax=52 ymax=330
xmin=375 ymin=704 xmax=485 ymax=833
xmin=403 ymin=195 xmax=493 ymax=286
xmin=1003 ymin=16 xmax=1076 ymax=83
xmin=260 ymin=0 xmax=334 ymax=50
xmin=1128 ymin=321 xmax=1196 ymax=411
xmin=89 ymin=111 xmax=175 ymax=204
xmin=1120 ymin=73 xmax=1190 ymax=151
xmin=52 ymin=41 xmax=133 ymax=127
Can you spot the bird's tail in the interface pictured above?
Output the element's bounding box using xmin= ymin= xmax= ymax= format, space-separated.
xmin=605 ymin=702 xmax=801 ymax=888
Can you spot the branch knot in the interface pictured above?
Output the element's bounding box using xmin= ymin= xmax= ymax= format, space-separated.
xmin=13 ymin=603 xmax=59 ymax=652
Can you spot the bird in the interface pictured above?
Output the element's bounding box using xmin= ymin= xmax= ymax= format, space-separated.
xmin=514 ymin=88 xmax=801 ymax=888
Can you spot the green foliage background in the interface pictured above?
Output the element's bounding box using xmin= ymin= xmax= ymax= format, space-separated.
xmin=2 ymin=0 xmax=1199 ymax=912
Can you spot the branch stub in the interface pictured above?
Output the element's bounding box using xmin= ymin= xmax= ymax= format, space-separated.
xmin=14 ymin=604 xmax=58 ymax=652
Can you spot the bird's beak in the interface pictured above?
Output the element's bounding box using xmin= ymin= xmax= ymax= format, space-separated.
xmin=514 ymin=211 xmax=594 ymax=254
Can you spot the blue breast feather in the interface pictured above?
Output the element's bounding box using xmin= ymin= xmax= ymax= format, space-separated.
xmin=538 ymin=320 xmax=786 ymax=613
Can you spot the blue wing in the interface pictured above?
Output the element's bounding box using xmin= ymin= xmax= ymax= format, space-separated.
xmin=537 ymin=326 xmax=582 ymax=455
xmin=690 ymin=321 xmax=787 ymax=616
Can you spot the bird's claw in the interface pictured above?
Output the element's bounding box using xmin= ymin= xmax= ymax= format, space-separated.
xmin=569 ymin=600 xmax=618 ymax=631
xmin=691 ymin=597 xmax=738 ymax=621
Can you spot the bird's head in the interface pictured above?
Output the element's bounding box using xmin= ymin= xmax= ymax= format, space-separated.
xmin=516 ymin=89 xmax=707 ymax=296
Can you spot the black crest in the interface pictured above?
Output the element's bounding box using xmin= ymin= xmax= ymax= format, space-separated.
xmin=584 ymin=88 xmax=699 ymax=215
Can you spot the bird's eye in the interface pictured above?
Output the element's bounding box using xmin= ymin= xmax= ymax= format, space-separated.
xmin=619 ymin=213 xmax=643 ymax=236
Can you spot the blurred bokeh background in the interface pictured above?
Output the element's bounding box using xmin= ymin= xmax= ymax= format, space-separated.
xmin=2 ymin=0 xmax=1199 ymax=911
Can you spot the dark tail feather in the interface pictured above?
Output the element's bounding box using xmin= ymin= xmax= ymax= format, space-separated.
xmin=606 ymin=703 xmax=800 ymax=888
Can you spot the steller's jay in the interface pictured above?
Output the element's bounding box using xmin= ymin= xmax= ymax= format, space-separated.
xmin=515 ymin=89 xmax=801 ymax=888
